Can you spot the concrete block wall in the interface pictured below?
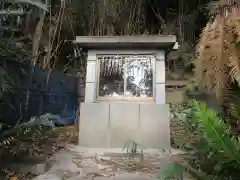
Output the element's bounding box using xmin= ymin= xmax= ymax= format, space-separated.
xmin=84 ymin=50 xmax=97 ymax=102
xmin=155 ymin=52 xmax=165 ymax=104
xmin=79 ymin=103 xmax=170 ymax=150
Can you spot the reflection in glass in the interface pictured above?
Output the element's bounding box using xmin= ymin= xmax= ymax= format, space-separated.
xmin=125 ymin=57 xmax=153 ymax=97
xmin=97 ymin=55 xmax=153 ymax=98
xmin=98 ymin=56 xmax=125 ymax=97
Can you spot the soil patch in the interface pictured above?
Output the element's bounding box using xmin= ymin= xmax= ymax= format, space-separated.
xmin=0 ymin=125 xmax=78 ymax=180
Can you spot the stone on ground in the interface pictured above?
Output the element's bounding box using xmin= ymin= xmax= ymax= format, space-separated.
xmin=32 ymin=145 xmax=186 ymax=180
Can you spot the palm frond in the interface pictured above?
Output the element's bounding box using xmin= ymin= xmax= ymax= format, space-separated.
xmin=191 ymin=100 xmax=240 ymax=170
xmin=160 ymin=100 xmax=240 ymax=180
xmin=223 ymin=82 xmax=240 ymax=120
xmin=195 ymin=4 xmax=240 ymax=98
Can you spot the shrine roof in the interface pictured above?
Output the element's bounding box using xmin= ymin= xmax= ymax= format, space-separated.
xmin=74 ymin=35 xmax=176 ymax=50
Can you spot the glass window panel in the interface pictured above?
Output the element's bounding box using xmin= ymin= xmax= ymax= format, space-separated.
xmin=98 ymin=55 xmax=125 ymax=97
xmin=97 ymin=55 xmax=154 ymax=99
xmin=125 ymin=56 xmax=153 ymax=97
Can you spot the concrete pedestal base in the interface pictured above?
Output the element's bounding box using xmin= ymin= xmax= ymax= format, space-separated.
xmin=79 ymin=103 xmax=170 ymax=150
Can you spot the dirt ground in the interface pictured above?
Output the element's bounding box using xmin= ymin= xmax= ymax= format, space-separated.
xmin=1 ymin=125 xmax=188 ymax=180
xmin=32 ymin=145 xmax=187 ymax=180
xmin=0 ymin=125 xmax=78 ymax=180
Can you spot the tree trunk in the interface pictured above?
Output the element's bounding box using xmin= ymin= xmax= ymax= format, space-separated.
xmin=25 ymin=5 xmax=47 ymax=115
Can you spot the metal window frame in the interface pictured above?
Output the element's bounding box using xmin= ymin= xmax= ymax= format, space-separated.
xmin=95 ymin=54 xmax=156 ymax=102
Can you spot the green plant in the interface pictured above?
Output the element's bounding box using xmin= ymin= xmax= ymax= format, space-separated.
xmin=158 ymin=100 xmax=240 ymax=180
xmin=123 ymin=140 xmax=144 ymax=163
xmin=170 ymin=103 xmax=194 ymax=148
xmin=185 ymin=82 xmax=199 ymax=93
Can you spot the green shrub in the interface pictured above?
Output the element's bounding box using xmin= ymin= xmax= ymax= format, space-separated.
xmin=158 ymin=100 xmax=240 ymax=180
